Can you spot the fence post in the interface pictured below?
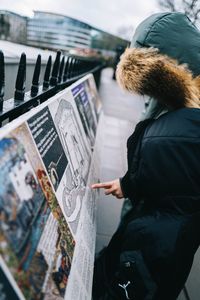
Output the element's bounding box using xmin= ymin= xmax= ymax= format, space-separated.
xmin=50 ymin=51 xmax=61 ymax=86
xmin=43 ymin=55 xmax=52 ymax=90
xmin=68 ymin=57 xmax=75 ymax=79
xmin=63 ymin=56 xmax=70 ymax=82
xmin=14 ymin=53 xmax=26 ymax=102
xmin=31 ymin=54 xmax=41 ymax=97
xmin=58 ymin=56 xmax=65 ymax=83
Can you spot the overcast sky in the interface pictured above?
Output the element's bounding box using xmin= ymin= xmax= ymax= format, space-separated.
xmin=0 ymin=0 xmax=161 ymax=36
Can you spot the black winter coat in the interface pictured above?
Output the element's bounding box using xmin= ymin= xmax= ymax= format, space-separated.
xmin=93 ymin=108 xmax=200 ymax=300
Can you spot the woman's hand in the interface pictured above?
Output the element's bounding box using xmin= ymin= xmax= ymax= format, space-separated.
xmin=91 ymin=179 xmax=124 ymax=199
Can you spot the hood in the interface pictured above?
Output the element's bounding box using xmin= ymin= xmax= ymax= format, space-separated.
xmin=116 ymin=12 xmax=200 ymax=109
xmin=116 ymin=47 xmax=200 ymax=108
xmin=130 ymin=12 xmax=200 ymax=77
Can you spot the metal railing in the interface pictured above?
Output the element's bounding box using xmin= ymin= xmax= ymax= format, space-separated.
xmin=0 ymin=50 xmax=105 ymax=126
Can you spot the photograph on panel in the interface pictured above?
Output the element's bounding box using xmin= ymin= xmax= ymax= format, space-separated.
xmin=84 ymin=76 xmax=101 ymax=120
xmin=72 ymin=82 xmax=97 ymax=147
xmin=0 ymin=123 xmax=75 ymax=300
xmin=14 ymin=123 xmax=75 ymax=299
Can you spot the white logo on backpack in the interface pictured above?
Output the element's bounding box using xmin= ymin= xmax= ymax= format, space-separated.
xmin=118 ymin=281 xmax=131 ymax=299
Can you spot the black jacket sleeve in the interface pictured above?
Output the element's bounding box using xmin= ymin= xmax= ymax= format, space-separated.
xmin=120 ymin=172 xmax=132 ymax=198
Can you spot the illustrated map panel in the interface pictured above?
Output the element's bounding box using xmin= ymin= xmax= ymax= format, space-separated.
xmin=0 ymin=74 xmax=101 ymax=300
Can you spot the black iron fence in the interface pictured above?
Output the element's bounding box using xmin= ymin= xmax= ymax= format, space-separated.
xmin=0 ymin=50 xmax=105 ymax=126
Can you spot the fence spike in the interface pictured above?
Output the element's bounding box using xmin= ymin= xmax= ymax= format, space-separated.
xmin=58 ymin=56 xmax=65 ymax=83
xmin=0 ymin=51 xmax=5 ymax=112
xmin=14 ymin=53 xmax=26 ymax=102
xmin=82 ymin=60 xmax=88 ymax=74
xmin=31 ymin=54 xmax=41 ymax=97
xmin=69 ymin=57 xmax=75 ymax=79
xmin=67 ymin=57 xmax=72 ymax=79
xmin=74 ymin=59 xmax=78 ymax=77
xmin=81 ymin=59 xmax=85 ymax=73
xmin=63 ymin=56 xmax=70 ymax=82
xmin=43 ymin=55 xmax=52 ymax=90
xmin=76 ymin=59 xmax=81 ymax=76
xmin=50 ymin=51 xmax=61 ymax=86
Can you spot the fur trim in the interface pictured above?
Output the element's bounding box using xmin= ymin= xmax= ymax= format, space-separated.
xmin=116 ymin=48 xmax=200 ymax=108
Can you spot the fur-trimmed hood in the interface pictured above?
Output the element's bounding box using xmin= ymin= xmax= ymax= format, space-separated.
xmin=130 ymin=13 xmax=200 ymax=77
xmin=116 ymin=47 xmax=200 ymax=108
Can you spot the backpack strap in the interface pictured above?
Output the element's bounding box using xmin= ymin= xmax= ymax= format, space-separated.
xmin=120 ymin=119 xmax=154 ymax=200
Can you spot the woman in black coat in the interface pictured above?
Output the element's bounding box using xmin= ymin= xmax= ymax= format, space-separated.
xmin=92 ymin=46 xmax=200 ymax=299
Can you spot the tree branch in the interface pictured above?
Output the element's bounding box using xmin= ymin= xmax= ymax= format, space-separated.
xmin=193 ymin=8 xmax=200 ymax=23
xmin=158 ymin=0 xmax=200 ymax=24
xmin=158 ymin=0 xmax=176 ymax=11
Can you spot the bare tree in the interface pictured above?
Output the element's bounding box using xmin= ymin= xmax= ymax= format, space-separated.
xmin=158 ymin=0 xmax=200 ymax=24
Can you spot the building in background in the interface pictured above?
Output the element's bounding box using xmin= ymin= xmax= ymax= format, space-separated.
xmin=27 ymin=11 xmax=128 ymax=56
xmin=90 ymin=28 xmax=127 ymax=57
xmin=0 ymin=10 xmax=27 ymax=44
xmin=0 ymin=10 xmax=128 ymax=57
xmin=27 ymin=11 xmax=92 ymax=53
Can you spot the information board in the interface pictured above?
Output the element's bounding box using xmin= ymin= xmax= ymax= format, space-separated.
xmin=0 ymin=74 xmax=102 ymax=300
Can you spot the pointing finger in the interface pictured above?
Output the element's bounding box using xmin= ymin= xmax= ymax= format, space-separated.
xmin=91 ymin=182 xmax=113 ymax=189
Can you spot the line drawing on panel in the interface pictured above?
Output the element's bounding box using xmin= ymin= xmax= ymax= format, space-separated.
xmin=53 ymin=99 xmax=91 ymax=234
